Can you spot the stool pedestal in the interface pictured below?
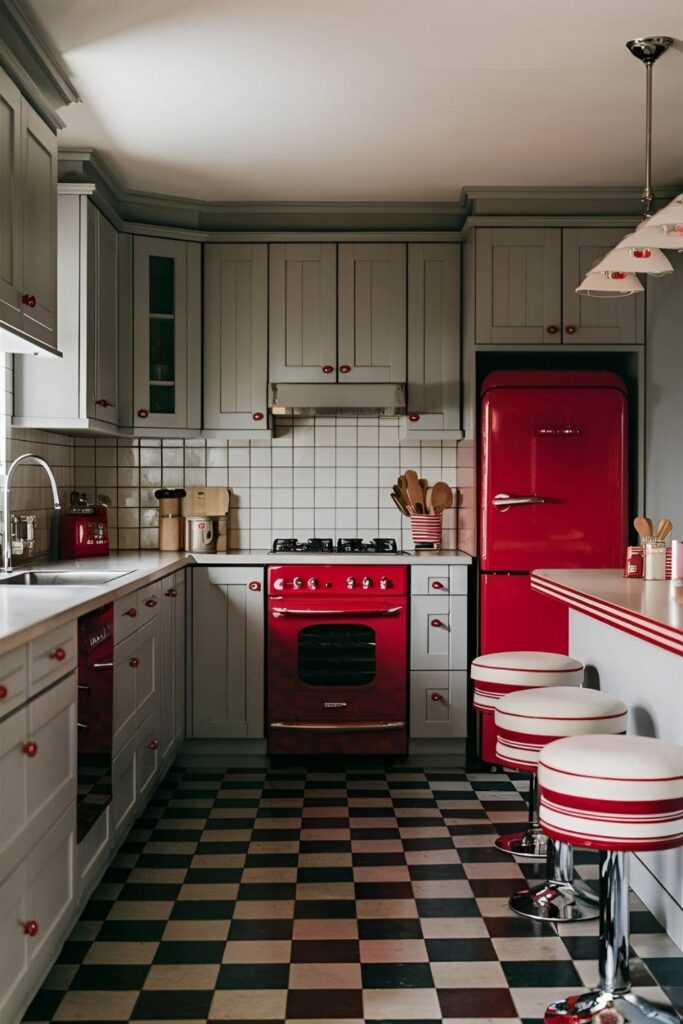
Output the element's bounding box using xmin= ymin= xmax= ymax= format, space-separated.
xmin=495 ymin=773 xmax=548 ymax=859
xmin=510 ymin=839 xmax=599 ymax=922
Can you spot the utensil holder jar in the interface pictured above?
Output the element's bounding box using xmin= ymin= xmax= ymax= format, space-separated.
xmin=410 ymin=514 xmax=442 ymax=548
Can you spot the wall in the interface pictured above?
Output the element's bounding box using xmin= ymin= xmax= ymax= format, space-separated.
xmin=72 ymin=420 xmax=476 ymax=553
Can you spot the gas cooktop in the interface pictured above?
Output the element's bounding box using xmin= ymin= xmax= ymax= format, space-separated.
xmin=271 ymin=537 xmax=399 ymax=554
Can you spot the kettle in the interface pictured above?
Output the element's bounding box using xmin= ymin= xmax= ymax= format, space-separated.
xmin=185 ymin=515 xmax=217 ymax=553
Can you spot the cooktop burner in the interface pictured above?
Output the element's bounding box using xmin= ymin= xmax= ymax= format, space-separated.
xmin=271 ymin=537 xmax=399 ymax=554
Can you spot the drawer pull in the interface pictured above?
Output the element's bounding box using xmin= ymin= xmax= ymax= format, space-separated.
xmin=124 ymin=607 xmax=137 ymax=617
xmin=565 ymin=324 xmax=577 ymax=335
xmin=430 ymin=692 xmax=444 ymax=702
xmin=248 ymin=581 xmax=261 ymax=591
xmin=252 ymin=412 xmax=264 ymax=421
xmin=23 ymin=920 xmax=39 ymax=937
xmin=431 ymin=580 xmax=445 ymax=590
xmin=95 ymin=398 xmax=112 ymax=408
xmin=137 ymin=408 xmax=149 ymax=418
xmin=339 ymin=364 xmax=351 ymax=374
xmin=147 ymin=739 xmax=159 ymax=750
xmin=546 ymin=325 xmax=559 ymax=335
xmin=129 ymin=657 xmax=140 ymax=668
xmin=23 ymin=741 xmax=38 ymax=758
xmin=49 ymin=647 xmax=66 ymax=661
xmin=21 ymin=294 xmax=37 ymax=308
xmin=408 ymin=413 xmax=420 ymax=422
xmin=144 ymin=598 xmax=157 ymax=608
xmin=165 ymin=589 xmax=177 ymax=597
xmin=0 ymin=685 xmax=7 ymax=700
xmin=322 ymin=365 xmax=334 ymax=374
xmin=431 ymin=618 xmax=446 ymax=629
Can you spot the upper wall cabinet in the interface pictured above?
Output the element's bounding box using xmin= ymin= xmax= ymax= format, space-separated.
xmin=14 ymin=190 xmax=119 ymax=432
xmin=269 ymin=242 xmax=406 ymax=384
xmin=0 ymin=66 xmax=58 ymax=352
xmin=131 ymin=236 xmax=201 ymax=432
xmin=472 ymin=227 xmax=644 ymax=346
xmin=203 ymin=244 xmax=269 ymax=433
xmin=401 ymin=243 xmax=462 ymax=441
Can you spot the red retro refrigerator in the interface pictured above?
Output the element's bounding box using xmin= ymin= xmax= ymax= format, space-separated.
xmin=479 ymin=370 xmax=628 ymax=655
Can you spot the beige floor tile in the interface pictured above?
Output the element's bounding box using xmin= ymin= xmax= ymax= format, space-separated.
xmin=233 ymin=900 xmax=294 ymax=918
xmin=84 ymin=941 xmax=159 ymax=965
xmin=177 ymin=883 xmax=239 ymax=900
xmin=431 ymin=961 xmax=508 ymax=988
xmin=356 ymin=899 xmax=418 ymax=919
xmin=633 ymin=932 xmax=683 ymax=957
xmin=259 ymin=798 xmax=302 ymax=808
xmin=464 ymin=862 xmax=525 ymax=879
xmin=203 ymin=829 xmax=253 ymax=843
xmin=404 ymin=849 xmax=461 ymax=865
xmin=475 ymin=896 xmax=519 ymax=917
xmin=349 ymin=817 xmax=398 ymax=829
xmin=144 ymin=964 xmax=220 ymax=989
xmin=297 ymin=853 xmax=353 ymax=868
xmin=511 ymin=988 xmax=581 ymax=1018
xmin=575 ymin=960 xmax=600 ymax=987
xmin=302 ymin=805 xmax=348 ymax=817
xmin=163 ymin=919 xmax=230 ymax=941
xmin=353 ymin=866 xmax=410 ymax=882
xmin=289 ymin=962 xmax=362 ymax=988
xmin=347 ymin=798 xmax=393 ymax=808
xmin=190 ymin=854 xmax=245 ymax=869
xmin=443 ymin=1019 xmax=521 ymax=1024
xmin=54 ymin=991 xmax=138 ymax=1020
xmin=143 ymin=842 xmax=197 ymax=855
xmin=127 ymin=868 xmax=188 ymax=884
xmin=106 ymin=900 xmax=174 ymax=920
xmin=222 ymin=940 xmax=292 ymax=963
xmin=351 ymin=839 xmax=404 ymax=853
xmin=210 ymin=988 xmax=288 ymax=1019
xmin=363 ymin=987 xmax=441 ymax=1019
xmin=399 ymin=827 xmax=450 ymax=839
xmin=248 ymin=817 xmax=301 ymax=829
xmin=420 ymin=917 xmax=490 ymax=938
xmin=168 ymin=798 xmax=214 ymax=808
xmin=156 ymin=817 xmax=206 ymax=829
xmin=240 ymin=867 xmax=297 ymax=883
xmin=295 ymin=882 xmax=355 ymax=900
xmin=437 ymin=800 xmax=487 ymax=810
xmin=359 ymin=939 xmax=428 ymax=962
xmin=556 ymin=917 xmax=599 ymax=937
xmin=292 ymin=919 xmax=358 ymax=940
xmin=487 ymin=811 xmax=531 ymax=823
xmin=300 ymin=828 xmax=352 ymax=841
xmin=452 ymin=834 xmax=499 ymax=847
xmin=411 ymin=880 xmax=473 ymax=899
xmin=248 ymin=841 xmax=300 ymax=855
xmin=492 ymin=936 xmax=571 ymax=961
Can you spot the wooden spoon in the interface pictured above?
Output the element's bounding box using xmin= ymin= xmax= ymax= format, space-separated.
xmin=431 ymin=481 xmax=453 ymax=515
xmin=424 ymin=486 xmax=434 ymax=515
xmin=419 ymin=478 xmax=429 ymax=494
xmin=634 ymin=516 xmax=654 ymax=541
xmin=655 ymin=517 xmax=673 ymax=542
xmin=404 ymin=470 xmax=425 ymax=515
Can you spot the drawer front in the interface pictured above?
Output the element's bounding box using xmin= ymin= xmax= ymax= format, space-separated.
xmin=115 ymin=593 xmax=140 ymax=644
xmin=0 ymin=645 xmax=28 ymax=719
xmin=0 ymin=856 xmax=29 ymax=1021
xmin=411 ymin=595 xmax=450 ymax=670
xmin=410 ymin=670 xmax=467 ymax=739
xmin=136 ymin=580 xmax=161 ymax=628
xmin=27 ymin=804 xmax=76 ymax=970
xmin=410 ymin=565 xmax=468 ymax=596
xmin=113 ymin=632 xmax=138 ymax=755
xmin=29 ymin=621 xmax=77 ymax=698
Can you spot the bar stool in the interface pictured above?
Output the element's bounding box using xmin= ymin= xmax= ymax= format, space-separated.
xmin=540 ymin=733 xmax=683 ymax=1024
xmin=471 ymin=651 xmax=584 ymax=857
xmin=495 ymin=686 xmax=628 ymax=921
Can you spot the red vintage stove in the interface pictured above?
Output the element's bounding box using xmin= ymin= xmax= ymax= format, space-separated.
xmin=267 ymin=560 xmax=408 ymax=755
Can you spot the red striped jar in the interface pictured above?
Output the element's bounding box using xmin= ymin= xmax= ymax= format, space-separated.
xmin=410 ymin=513 xmax=442 ymax=548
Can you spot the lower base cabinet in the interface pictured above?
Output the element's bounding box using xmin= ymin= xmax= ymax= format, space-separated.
xmin=410 ymin=670 xmax=467 ymax=738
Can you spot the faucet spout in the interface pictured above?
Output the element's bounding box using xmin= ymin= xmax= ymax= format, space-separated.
xmin=2 ymin=454 xmax=61 ymax=574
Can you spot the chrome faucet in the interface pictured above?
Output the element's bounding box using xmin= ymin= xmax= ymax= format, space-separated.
xmin=2 ymin=454 xmax=61 ymax=573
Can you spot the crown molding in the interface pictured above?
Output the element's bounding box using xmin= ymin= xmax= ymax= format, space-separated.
xmin=464 ymin=185 xmax=682 ymax=218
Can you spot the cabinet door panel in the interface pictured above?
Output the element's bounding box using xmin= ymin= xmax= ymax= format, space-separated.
xmin=404 ymin=243 xmax=462 ymax=439
xmin=269 ymin=243 xmax=337 ymax=382
xmin=0 ymin=857 xmax=29 ymax=1020
xmin=21 ymin=103 xmax=58 ymax=347
xmin=204 ymin=244 xmax=269 ymax=429
xmin=410 ymin=670 xmax=467 ymax=738
xmin=137 ymin=709 xmax=161 ymax=802
xmin=173 ymin=574 xmax=186 ymax=749
xmin=191 ymin=568 xmax=264 ymax=738
xmin=0 ymin=67 xmax=23 ymax=333
xmin=113 ymin=632 xmax=138 ymax=754
xmin=27 ymin=807 xmax=75 ymax=970
xmin=93 ymin=211 xmax=119 ymax=420
xmin=562 ymin=228 xmax=644 ymax=345
xmin=410 ymin=596 xmax=450 ymax=670
xmin=475 ymin=228 xmax=561 ymax=344
xmin=136 ymin=618 xmax=160 ymax=726
xmin=338 ymin=243 xmax=406 ymax=382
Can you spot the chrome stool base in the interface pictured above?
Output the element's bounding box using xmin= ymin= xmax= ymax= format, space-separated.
xmin=510 ymin=881 xmax=599 ymax=922
xmin=495 ymin=826 xmax=547 ymax=859
xmin=544 ymin=989 xmax=680 ymax=1024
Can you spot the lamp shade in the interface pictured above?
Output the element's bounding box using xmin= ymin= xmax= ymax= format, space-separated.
xmin=602 ymin=234 xmax=673 ymax=275
xmin=630 ymin=222 xmax=683 ymax=250
xmin=575 ymin=270 xmax=644 ymax=297
xmin=646 ymin=193 xmax=683 ymax=227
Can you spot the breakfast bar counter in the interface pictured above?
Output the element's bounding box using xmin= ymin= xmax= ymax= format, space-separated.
xmin=531 ymin=568 xmax=683 ymax=947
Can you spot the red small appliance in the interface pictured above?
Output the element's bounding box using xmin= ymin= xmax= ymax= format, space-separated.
xmin=59 ymin=492 xmax=109 ymax=559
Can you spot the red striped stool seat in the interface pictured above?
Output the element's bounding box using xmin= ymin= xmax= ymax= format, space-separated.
xmin=539 ymin=733 xmax=683 ymax=852
xmin=471 ymin=651 xmax=584 ymax=764
xmin=495 ymin=687 xmax=628 ymax=773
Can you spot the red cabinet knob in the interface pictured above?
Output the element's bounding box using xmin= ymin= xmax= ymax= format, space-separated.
xmin=23 ymin=741 xmax=38 ymax=758
xmin=431 ymin=619 xmax=445 ymax=629
xmin=339 ymin=364 xmax=351 ymax=374
xmin=125 ymin=607 xmax=137 ymax=617
xmin=49 ymin=647 xmax=66 ymax=661
xmin=0 ymin=685 xmax=7 ymax=700
xmin=430 ymin=692 xmax=444 ymax=702
xmin=249 ymin=581 xmax=261 ymax=591
xmin=252 ymin=412 xmax=264 ymax=421
xmin=23 ymin=920 xmax=39 ymax=937
xmin=21 ymin=294 xmax=37 ymax=308
xmin=565 ymin=325 xmax=577 ymax=335
xmin=95 ymin=399 xmax=112 ymax=408
xmin=144 ymin=599 xmax=157 ymax=608
xmin=322 ymin=365 xmax=334 ymax=374
xmin=546 ymin=325 xmax=559 ymax=335
xmin=431 ymin=580 xmax=445 ymax=590
xmin=137 ymin=409 xmax=149 ymax=419
xmin=408 ymin=414 xmax=420 ymax=422
xmin=147 ymin=739 xmax=159 ymax=750
xmin=165 ymin=589 xmax=177 ymax=597
xmin=129 ymin=657 xmax=140 ymax=669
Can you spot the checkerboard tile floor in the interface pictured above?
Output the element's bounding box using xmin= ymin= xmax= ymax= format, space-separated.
xmin=23 ymin=766 xmax=683 ymax=1023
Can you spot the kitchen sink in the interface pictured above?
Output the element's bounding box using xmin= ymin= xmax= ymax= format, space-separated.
xmin=0 ymin=570 xmax=134 ymax=586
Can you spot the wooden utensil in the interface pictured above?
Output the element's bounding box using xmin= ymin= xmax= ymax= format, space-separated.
xmin=392 ymin=485 xmax=409 ymax=516
xmin=404 ymin=470 xmax=425 ymax=515
xmin=634 ymin=516 xmax=654 ymax=540
xmin=431 ymin=481 xmax=453 ymax=515
xmin=398 ymin=475 xmax=410 ymax=509
xmin=655 ymin=517 xmax=673 ymax=542
xmin=419 ymin=478 xmax=429 ymax=494
xmin=424 ymin=486 xmax=434 ymax=515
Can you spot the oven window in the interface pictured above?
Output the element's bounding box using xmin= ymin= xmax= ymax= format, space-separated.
xmin=298 ymin=625 xmax=376 ymax=686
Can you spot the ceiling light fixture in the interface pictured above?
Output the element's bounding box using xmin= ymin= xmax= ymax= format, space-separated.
xmin=576 ymin=35 xmax=673 ymax=297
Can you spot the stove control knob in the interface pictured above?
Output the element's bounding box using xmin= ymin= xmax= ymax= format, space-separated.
xmin=380 ymin=576 xmax=391 ymax=589
xmin=346 ymin=576 xmax=356 ymax=589
xmin=307 ymin=577 xmax=319 ymax=590
xmin=293 ymin=576 xmax=303 ymax=589
xmin=273 ymin=577 xmax=285 ymax=591
xmin=362 ymin=576 xmax=372 ymax=589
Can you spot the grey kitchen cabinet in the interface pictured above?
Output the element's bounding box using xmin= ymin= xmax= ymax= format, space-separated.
xmin=269 ymin=243 xmax=337 ymax=383
xmin=204 ymin=244 xmax=269 ymax=432
xmin=0 ymin=65 xmax=58 ymax=352
xmin=131 ymin=235 xmax=201 ymax=432
xmin=112 ymin=612 xmax=160 ymax=755
xmin=338 ymin=243 xmax=406 ymax=382
xmin=409 ymin=565 xmax=468 ymax=739
xmin=402 ymin=243 xmax=462 ymax=440
xmin=473 ymin=226 xmax=643 ymax=345
xmin=13 ymin=188 xmax=120 ymax=432
xmin=191 ymin=567 xmax=264 ymax=738
xmin=159 ymin=570 xmax=186 ymax=764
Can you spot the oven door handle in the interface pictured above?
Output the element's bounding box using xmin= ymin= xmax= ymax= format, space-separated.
xmin=270 ymin=720 xmax=405 ymax=732
xmin=271 ymin=605 xmax=403 ymax=618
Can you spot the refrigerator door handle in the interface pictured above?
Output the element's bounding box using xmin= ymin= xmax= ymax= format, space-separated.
xmin=493 ymin=493 xmax=546 ymax=511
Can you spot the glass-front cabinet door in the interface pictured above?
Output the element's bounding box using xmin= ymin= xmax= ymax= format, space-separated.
xmin=133 ymin=236 xmax=201 ymax=431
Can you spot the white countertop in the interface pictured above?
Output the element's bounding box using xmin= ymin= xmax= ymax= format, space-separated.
xmin=531 ymin=569 xmax=683 ymax=657
xmin=0 ymin=549 xmax=472 ymax=655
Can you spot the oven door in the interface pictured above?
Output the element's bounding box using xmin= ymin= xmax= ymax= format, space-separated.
xmin=268 ymin=596 xmax=408 ymax=724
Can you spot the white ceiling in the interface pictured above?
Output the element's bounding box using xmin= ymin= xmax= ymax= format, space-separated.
xmin=27 ymin=0 xmax=683 ymax=202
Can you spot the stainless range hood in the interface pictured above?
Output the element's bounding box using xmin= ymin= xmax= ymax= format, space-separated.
xmin=270 ymin=383 xmax=406 ymax=417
